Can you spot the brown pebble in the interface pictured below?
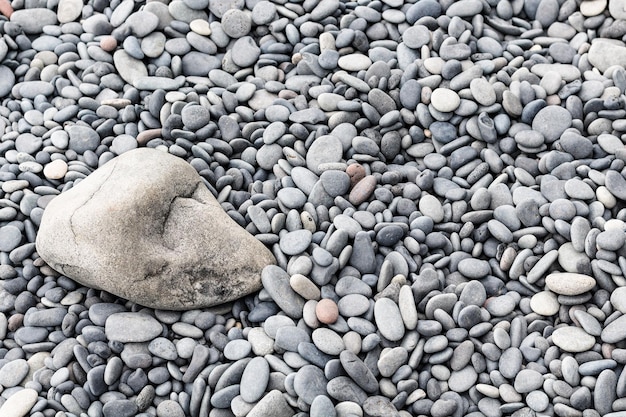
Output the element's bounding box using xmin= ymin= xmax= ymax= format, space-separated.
xmin=349 ymin=175 xmax=377 ymax=206
xmin=8 ymin=314 xmax=23 ymax=332
xmin=316 ymin=298 xmax=339 ymax=324
xmin=100 ymin=36 xmax=118 ymax=52
xmin=346 ymin=163 xmax=366 ymax=188
xmin=137 ymin=128 xmax=163 ymax=146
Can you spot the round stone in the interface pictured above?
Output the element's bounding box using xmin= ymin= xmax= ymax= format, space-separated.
xmin=316 ymin=298 xmax=339 ymax=324
xmin=581 ymin=0 xmax=607 ymax=16
xmin=189 ymin=19 xmax=212 ymax=35
xmin=100 ymin=36 xmax=117 ymax=52
xmin=419 ymin=194 xmax=444 ymax=222
xmin=513 ymin=369 xmax=544 ymax=393
xmin=470 ymin=78 xmax=496 ymax=106
xmin=448 ymin=366 xmax=478 ymax=392
xmin=293 ymin=365 xmax=328 ymax=405
xmin=290 ymin=274 xmax=321 ymax=300
xmin=221 ymin=9 xmax=251 ymax=38
xmin=402 ymin=25 xmax=431 ymax=49
xmin=156 ymin=400 xmax=185 ymax=417
xmin=596 ymin=229 xmax=626 ymax=251
xmin=530 ymin=291 xmax=559 ymax=316
xmin=231 ymin=36 xmax=261 ymax=67
xmin=181 ymin=105 xmax=210 ymax=130
xmin=0 ymin=388 xmax=39 ymax=417
xmin=252 ymin=1 xmax=276 ymax=24
xmin=430 ymin=88 xmax=460 ymax=112
xmin=306 ymin=135 xmax=343 ymax=175
xmin=223 ymin=339 xmax=252 ymax=360
xmin=531 ymin=105 xmax=572 ymax=142
xmin=67 ymin=125 xmax=100 ymax=154
xmin=312 ymin=328 xmax=345 ymax=355
xmin=0 ymin=359 xmax=29 ymax=387
xmin=240 ymin=357 xmax=270 ymax=403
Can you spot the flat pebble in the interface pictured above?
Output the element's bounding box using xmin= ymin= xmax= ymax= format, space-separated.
xmin=293 ymin=365 xmax=328 ymax=405
xmin=457 ymin=258 xmax=490 ymax=279
xmin=156 ymin=400 xmax=185 ymax=417
xmin=221 ymin=9 xmax=251 ymax=38
xmin=0 ymin=226 xmax=22 ymax=252
xmin=105 ymin=313 xmax=162 ymax=343
xmin=0 ymin=359 xmax=29 ymax=387
xmin=0 ymin=388 xmax=39 ymax=417
xmin=338 ymin=54 xmax=372 ymax=71
xmin=448 ymin=366 xmax=478 ymax=392
xmin=545 ymin=273 xmax=596 ymax=295
xmin=240 ymin=357 xmax=269 ymax=403
xmin=430 ymin=88 xmax=460 ymax=112
xmin=279 ymin=229 xmax=312 ymax=255
xmin=530 ymin=291 xmax=559 ymax=316
xmin=601 ymin=314 xmax=626 ymax=343
xmin=552 ymin=326 xmax=597 ymax=352
xmin=316 ymin=298 xmax=339 ymax=324
xmin=374 ymin=298 xmax=404 ymax=341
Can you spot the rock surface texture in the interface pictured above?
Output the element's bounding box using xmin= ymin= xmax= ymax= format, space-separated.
xmin=36 ymin=148 xmax=275 ymax=310
xmin=3 ymin=0 xmax=626 ymax=415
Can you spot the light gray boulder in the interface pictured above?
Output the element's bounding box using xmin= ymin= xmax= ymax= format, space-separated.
xmin=36 ymin=148 xmax=275 ymax=310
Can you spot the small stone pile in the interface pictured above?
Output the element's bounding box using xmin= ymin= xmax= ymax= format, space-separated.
xmin=0 ymin=0 xmax=625 ymax=416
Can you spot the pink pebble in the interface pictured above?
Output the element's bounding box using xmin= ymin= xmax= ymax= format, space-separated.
xmin=100 ymin=36 xmax=118 ymax=52
xmin=316 ymin=298 xmax=339 ymax=324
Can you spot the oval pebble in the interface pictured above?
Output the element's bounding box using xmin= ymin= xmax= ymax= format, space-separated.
xmin=552 ymin=326 xmax=596 ymax=352
xmin=374 ymin=298 xmax=404 ymax=341
xmin=545 ymin=273 xmax=596 ymax=295
xmin=430 ymin=88 xmax=460 ymax=112
xmin=279 ymin=229 xmax=312 ymax=255
xmin=530 ymin=291 xmax=559 ymax=316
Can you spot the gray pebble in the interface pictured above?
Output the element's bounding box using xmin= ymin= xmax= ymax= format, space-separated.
xmin=0 ymin=226 xmax=22 ymax=252
xmin=294 ymin=365 xmax=328 ymax=405
xmin=310 ymin=395 xmax=336 ymax=417
xmin=0 ymin=358 xmax=29 ymax=387
xmin=240 ymin=357 xmax=269 ymax=403
xmin=67 ymin=125 xmax=100 ymax=154
xmin=279 ymin=229 xmax=312 ymax=255
xmin=457 ymin=258 xmax=490 ymax=279
xmin=374 ymin=298 xmax=404 ymax=341
xmin=595 ymin=370 xmax=617 ymax=416
xmin=514 ymin=369 xmax=544 ymax=393
xmin=221 ymin=9 xmax=252 ymax=38
xmin=602 ymin=314 xmax=626 ymax=343
xmin=261 ymin=265 xmax=306 ymax=319
xmin=327 ymin=376 xmax=368 ymax=404
xmin=448 ymin=366 xmax=478 ymax=393
xmin=102 ymin=400 xmax=138 ymax=417
xmin=105 ymin=312 xmax=162 ymax=343
xmin=532 ymin=105 xmax=572 ymax=142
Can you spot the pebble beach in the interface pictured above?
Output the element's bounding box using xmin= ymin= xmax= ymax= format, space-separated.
xmin=1 ymin=0 xmax=626 ymax=416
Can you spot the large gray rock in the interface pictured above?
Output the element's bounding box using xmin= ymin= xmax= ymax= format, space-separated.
xmin=588 ymin=40 xmax=626 ymax=73
xmin=36 ymin=148 xmax=275 ymax=310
